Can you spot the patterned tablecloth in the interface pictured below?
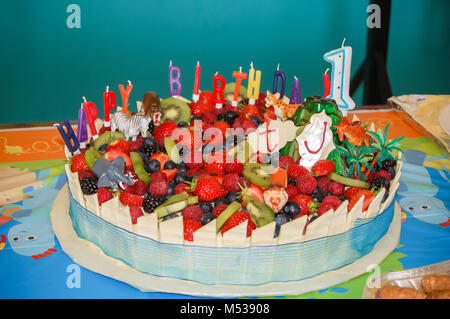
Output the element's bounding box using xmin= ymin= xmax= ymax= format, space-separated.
xmin=0 ymin=109 xmax=449 ymax=299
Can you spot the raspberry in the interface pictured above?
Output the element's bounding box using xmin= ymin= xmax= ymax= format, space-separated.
xmin=212 ymin=203 xmax=228 ymax=217
xmin=181 ymin=204 xmax=203 ymax=222
xmin=222 ymin=173 xmax=241 ymax=192
xmin=296 ymin=175 xmax=317 ymax=195
xmin=322 ymin=195 xmax=342 ymax=210
xmin=317 ymin=176 xmax=332 ymax=192
xmin=327 ymin=181 xmax=345 ymax=196
xmin=285 ymin=184 xmax=299 ymax=200
xmin=97 ymin=187 xmax=113 ymax=206
xmin=287 ymin=164 xmax=309 ymax=178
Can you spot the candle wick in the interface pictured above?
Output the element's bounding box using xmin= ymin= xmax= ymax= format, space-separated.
xmin=341 ymin=38 xmax=346 ymax=48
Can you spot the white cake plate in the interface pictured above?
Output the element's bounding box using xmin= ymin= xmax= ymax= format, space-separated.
xmin=51 ymin=184 xmax=401 ymax=298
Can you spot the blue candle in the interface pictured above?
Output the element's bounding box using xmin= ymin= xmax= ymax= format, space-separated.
xmin=54 ymin=120 xmax=80 ymax=154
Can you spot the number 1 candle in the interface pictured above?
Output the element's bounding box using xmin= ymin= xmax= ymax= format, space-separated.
xmin=213 ymin=72 xmax=226 ymax=109
xmin=103 ymin=85 xmax=117 ymax=128
xmin=118 ymin=80 xmax=133 ymax=114
xmin=247 ymin=62 xmax=261 ymax=105
xmin=169 ymin=60 xmax=182 ymax=96
xmin=273 ymin=63 xmax=286 ymax=98
xmin=323 ymin=38 xmax=355 ymax=115
xmin=192 ymin=61 xmax=201 ymax=102
xmin=231 ymin=66 xmax=247 ymax=107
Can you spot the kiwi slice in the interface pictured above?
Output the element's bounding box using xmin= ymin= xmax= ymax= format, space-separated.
xmin=160 ymin=96 xmax=191 ymax=124
xmin=216 ymin=201 xmax=242 ymax=233
xmin=328 ymin=172 xmax=370 ymax=189
xmin=164 ymin=137 xmax=181 ymax=163
xmin=224 ymin=82 xmax=247 ymax=104
xmin=242 ymin=163 xmax=275 ymax=187
xmin=85 ymin=148 xmax=103 ymax=170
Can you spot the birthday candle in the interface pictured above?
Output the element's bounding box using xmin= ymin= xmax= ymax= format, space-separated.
xmin=192 ymin=61 xmax=201 ymax=102
xmin=76 ymin=105 xmax=88 ymax=149
xmin=247 ymin=62 xmax=261 ymax=105
xmin=323 ymin=68 xmax=331 ymax=98
xmin=82 ymin=97 xmax=99 ymax=140
xmin=273 ymin=64 xmax=286 ymax=98
xmin=231 ymin=66 xmax=247 ymax=107
xmin=213 ymin=72 xmax=226 ymax=108
xmin=169 ymin=60 xmax=182 ymax=96
xmin=54 ymin=120 xmax=80 ymax=154
xmin=118 ymin=80 xmax=133 ymax=114
xmin=290 ymin=76 xmax=302 ymax=104
xmin=323 ymin=38 xmax=355 ymax=115
xmin=103 ymin=85 xmax=116 ymax=127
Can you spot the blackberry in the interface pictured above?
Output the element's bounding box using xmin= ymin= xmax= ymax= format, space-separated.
xmin=80 ymin=177 xmax=98 ymax=195
xmin=141 ymin=143 xmax=164 ymax=156
xmin=148 ymin=120 xmax=156 ymax=135
xmin=142 ymin=195 xmax=166 ymax=213
xmin=288 ymin=177 xmax=297 ymax=186
xmin=370 ymin=176 xmax=390 ymax=191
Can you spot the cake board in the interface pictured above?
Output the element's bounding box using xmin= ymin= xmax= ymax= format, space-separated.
xmin=51 ymin=184 xmax=402 ymax=298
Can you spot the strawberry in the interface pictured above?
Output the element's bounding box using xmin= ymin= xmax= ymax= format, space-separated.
xmin=181 ymin=204 xmax=203 ymax=222
xmin=296 ymin=175 xmax=317 ymax=194
xmin=149 ymin=178 xmax=168 ymax=196
xmin=150 ymin=152 xmax=170 ymax=169
xmin=105 ymin=149 xmax=132 ymax=167
xmin=153 ymin=120 xmax=178 ymax=145
xmin=183 ymin=219 xmax=202 ymax=241
xmin=70 ymin=153 xmax=89 ymax=173
xmin=311 ymin=160 xmax=336 ymax=176
xmin=222 ymin=173 xmax=241 ymax=192
xmin=193 ymin=174 xmax=227 ymax=202
xmin=133 ymin=180 xmax=148 ymax=196
xmin=278 ymin=155 xmax=295 ymax=169
xmin=287 ymin=164 xmax=310 ymax=178
xmin=129 ymin=206 xmax=144 ymax=224
xmin=348 ymin=189 xmax=374 ymax=212
xmin=106 ymin=139 xmax=130 ymax=155
xmin=212 ymin=203 xmax=228 ymax=217
xmin=224 ymin=160 xmax=244 ymax=175
xmin=291 ymin=194 xmax=313 ymax=216
xmin=77 ymin=169 xmax=96 ymax=181
xmin=221 ymin=210 xmax=256 ymax=237
xmin=119 ymin=192 xmax=144 ymax=207
xmin=97 ymin=187 xmax=113 ymax=206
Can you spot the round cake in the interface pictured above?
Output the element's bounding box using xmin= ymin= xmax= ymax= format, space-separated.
xmin=59 ymin=86 xmax=403 ymax=287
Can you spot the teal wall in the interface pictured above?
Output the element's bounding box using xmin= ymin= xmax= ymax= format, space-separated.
xmin=1 ymin=0 xmax=449 ymax=124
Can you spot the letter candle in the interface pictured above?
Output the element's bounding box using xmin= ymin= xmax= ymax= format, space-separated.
xmin=118 ymin=80 xmax=133 ymax=114
xmin=169 ymin=60 xmax=182 ymax=96
xmin=247 ymin=62 xmax=261 ymax=105
xmin=273 ymin=63 xmax=286 ymax=98
xmin=290 ymin=76 xmax=302 ymax=104
xmin=192 ymin=61 xmax=201 ymax=102
xmin=231 ymin=66 xmax=247 ymax=107
xmin=103 ymin=86 xmax=117 ymax=128
xmin=54 ymin=120 xmax=80 ymax=154
xmin=212 ymin=72 xmax=226 ymax=109
xmin=76 ymin=105 xmax=88 ymax=149
xmin=82 ymin=96 xmax=99 ymax=140
xmin=323 ymin=38 xmax=355 ymax=115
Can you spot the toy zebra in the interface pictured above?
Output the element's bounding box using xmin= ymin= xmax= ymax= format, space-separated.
xmin=110 ymin=111 xmax=151 ymax=141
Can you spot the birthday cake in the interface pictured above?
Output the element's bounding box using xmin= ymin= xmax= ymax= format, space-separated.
xmin=57 ymin=61 xmax=403 ymax=287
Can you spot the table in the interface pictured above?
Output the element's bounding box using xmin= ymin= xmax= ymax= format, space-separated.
xmin=0 ymin=108 xmax=449 ymax=299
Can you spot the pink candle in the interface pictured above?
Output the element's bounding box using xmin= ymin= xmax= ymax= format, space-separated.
xmin=193 ymin=61 xmax=201 ymax=102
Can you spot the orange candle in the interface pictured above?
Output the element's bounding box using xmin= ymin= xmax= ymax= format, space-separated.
xmin=119 ymin=80 xmax=133 ymax=114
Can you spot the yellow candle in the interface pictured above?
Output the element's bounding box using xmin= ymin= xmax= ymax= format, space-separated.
xmin=247 ymin=62 xmax=261 ymax=104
